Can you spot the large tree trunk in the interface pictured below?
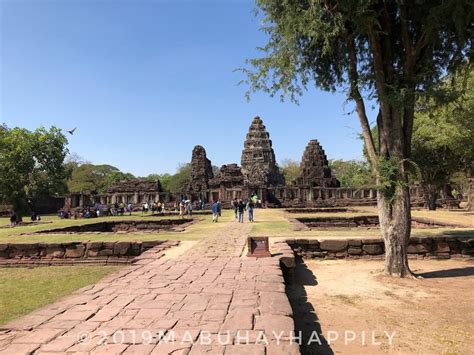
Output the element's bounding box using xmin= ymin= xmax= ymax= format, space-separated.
xmin=377 ymin=184 xmax=412 ymax=276
xmin=422 ymin=184 xmax=438 ymax=210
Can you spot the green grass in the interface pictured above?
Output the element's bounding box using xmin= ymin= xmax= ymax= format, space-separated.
xmin=0 ymin=266 xmax=122 ymax=325
xmin=250 ymin=208 xmax=474 ymax=241
xmin=0 ymin=210 xmax=235 ymax=244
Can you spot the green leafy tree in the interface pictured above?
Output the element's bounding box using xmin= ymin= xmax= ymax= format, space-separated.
xmin=67 ymin=164 xmax=134 ymax=194
xmin=242 ymin=1 xmax=472 ymax=277
xmin=330 ymin=160 xmax=375 ymax=188
xmin=280 ymin=159 xmax=300 ymax=184
xmin=412 ymin=68 xmax=474 ymax=210
xmin=167 ymin=163 xmax=192 ymax=193
xmin=0 ymin=125 xmax=69 ymax=215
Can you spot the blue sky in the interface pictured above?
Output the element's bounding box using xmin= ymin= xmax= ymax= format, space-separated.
xmin=1 ymin=0 xmax=376 ymax=176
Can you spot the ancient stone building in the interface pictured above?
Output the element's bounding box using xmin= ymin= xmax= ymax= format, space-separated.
xmin=296 ymin=139 xmax=340 ymax=187
xmin=64 ymin=179 xmax=162 ymax=210
xmin=209 ymin=164 xmax=245 ymax=202
xmin=63 ymin=115 xmax=429 ymax=211
xmin=188 ymin=145 xmax=214 ymax=192
xmin=241 ymin=116 xmax=285 ymax=187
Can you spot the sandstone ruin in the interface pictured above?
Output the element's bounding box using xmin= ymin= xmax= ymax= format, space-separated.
xmin=64 ymin=115 xmax=426 ymax=209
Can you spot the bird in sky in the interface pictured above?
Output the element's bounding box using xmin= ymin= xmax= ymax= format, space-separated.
xmin=67 ymin=127 xmax=77 ymax=135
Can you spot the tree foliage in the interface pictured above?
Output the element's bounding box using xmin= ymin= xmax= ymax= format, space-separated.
xmin=0 ymin=125 xmax=69 ymax=214
xmin=67 ymin=164 xmax=135 ymax=194
xmin=329 ymin=159 xmax=375 ymax=188
xmin=412 ymin=67 xmax=474 ymax=209
xmin=167 ymin=163 xmax=192 ymax=193
xmin=279 ymin=159 xmax=300 ymax=184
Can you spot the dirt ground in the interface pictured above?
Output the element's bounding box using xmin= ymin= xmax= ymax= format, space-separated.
xmin=287 ymin=258 xmax=474 ymax=354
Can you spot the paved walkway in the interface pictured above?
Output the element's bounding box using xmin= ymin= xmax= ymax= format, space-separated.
xmin=0 ymin=221 xmax=299 ymax=354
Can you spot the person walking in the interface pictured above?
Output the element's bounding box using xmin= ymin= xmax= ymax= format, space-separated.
xmin=211 ymin=200 xmax=219 ymax=222
xmin=237 ymin=199 xmax=245 ymax=223
xmin=247 ymin=199 xmax=255 ymax=222
xmin=232 ymin=198 xmax=238 ymax=219
xmin=179 ymin=201 xmax=185 ymax=218
xmin=187 ymin=201 xmax=193 ymax=217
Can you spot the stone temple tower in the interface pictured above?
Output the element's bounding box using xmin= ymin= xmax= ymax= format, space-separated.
xmin=188 ymin=145 xmax=214 ymax=192
xmin=241 ymin=116 xmax=285 ymax=187
xmin=297 ymin=139 xmax=340 ymax=187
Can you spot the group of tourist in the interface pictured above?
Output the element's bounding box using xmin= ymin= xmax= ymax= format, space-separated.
xmin=141 ymin=201 xmax=166 ymax=215
xmin=177 ymin=200 xmax=193 ymax=218
xmin=231 ymin=194 xmax=257 ymax=223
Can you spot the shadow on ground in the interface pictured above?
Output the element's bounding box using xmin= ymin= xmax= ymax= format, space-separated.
xmin=285 ymin=257 xmax=334 ymax=355
xmin=418 ymin=266 xmax=474 ymax=278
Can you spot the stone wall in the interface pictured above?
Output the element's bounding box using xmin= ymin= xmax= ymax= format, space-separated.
xmin=281 ymin=237 xmax=474 ymax=259
xmin=0 ymin=240 xmax=179 ymax=266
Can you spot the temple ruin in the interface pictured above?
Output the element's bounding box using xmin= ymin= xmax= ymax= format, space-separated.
xmin=64 ymin=115 xmax=426 ymax=210
xmin=241 ymin=116 xmax=285 ymax=187
xmin=296 ymin=139 xmax=340 ymax=188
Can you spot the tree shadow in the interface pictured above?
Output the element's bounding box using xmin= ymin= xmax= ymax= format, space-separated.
xmin=418 ymin=266 xmax=474 ymax=278
xmin=284 ymin=257 xmax=334 ymax=355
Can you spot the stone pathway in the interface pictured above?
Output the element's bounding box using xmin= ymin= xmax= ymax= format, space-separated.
xmin=0 ymin=221 xmax=299 ymax=354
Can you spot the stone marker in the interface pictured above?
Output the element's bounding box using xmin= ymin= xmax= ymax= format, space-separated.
xmin=247 ymin=237 xmax=271 ymax=258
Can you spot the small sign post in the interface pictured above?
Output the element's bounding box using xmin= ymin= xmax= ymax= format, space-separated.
xmin=247 ymin=236 xmax=271 ymax=258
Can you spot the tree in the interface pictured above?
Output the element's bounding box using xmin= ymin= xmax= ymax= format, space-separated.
xmin=330 ymin=160 xmax=375 ymax=188
xmin=167 ymin=163 xmax=192 ymax=193
xmin=242 ymin=1 xmax=472 ymax=276
xmin=280 ymin=159 xmax=300 ymax=184
xmin=412 ymin=68 xmax=474 ymax=210
xmin=0 ymin=125 xmax=69 ymax=215
xmin=67 ymin=164 xmax=134 ymax=194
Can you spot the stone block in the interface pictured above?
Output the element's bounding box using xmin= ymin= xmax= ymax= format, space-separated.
xmin=348 ymin=247 xmax=362 ymax=255
xmin=435 ymin=241 xmax=450 ymax=254
xmin=407 ymin=243 xmax=429 ymax=254
xmin=461 ymin=248 xmax=474 ymax=255
xmin=319 ymin=240 xmax=348 ymax=252
xmin=362 ymin=238 xmax=384 ymax=244
xmin=64 ymin=244 xmax=85 ymax=258
xmin=43 ymin=244 xmax=65 ymax=258
xmin=348 ymin=239 xmax=362 ymax=247
xmin=362 ymin=243 xmax=384 ymax=255
xmin=114 ymin=242 xmax=131 ymax=256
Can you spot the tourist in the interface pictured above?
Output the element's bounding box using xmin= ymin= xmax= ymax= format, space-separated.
xmin=247 ymin=199 xmax=255 ymax=222
xmin=10 ymin=211 xmax=17 ymax=227
xmin=232 ymin=198 xmax=238 ymax=219
xmin=211 ymin=200 xmax=219 ymax=222
xmin=127 ymin=202 xmax=133 ymax=215
xmin=157 ymin=201 xmax=162 ymax=214
xmin=237 ymin=199 xmax=245 ymax=223
xmin=179 ymin=201 xmax=185 ymax=218
xmin=187 ymin=201 xmax=193 ymax=217
xmin=143 ymin=201 xmax=149 ymax=213
xmin=119 ymin=202 xmax=125 ymax=216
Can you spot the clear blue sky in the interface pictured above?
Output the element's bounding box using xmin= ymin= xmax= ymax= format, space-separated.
xmin=1 ymin=0 xmax=376 ymax=176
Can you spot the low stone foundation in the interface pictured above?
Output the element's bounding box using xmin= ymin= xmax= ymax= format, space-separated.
xmin=30 ymin=219 xmax=193 ymax=234
xmin=292 ymin=216 xmax=467 ymax=230
xmin=280 ymin=237 xmax=474 ymax=259
xmin=285 ymin=207 xmax=352 ymax=213
xmin=0 ymin=240 xmax=179 ymax=267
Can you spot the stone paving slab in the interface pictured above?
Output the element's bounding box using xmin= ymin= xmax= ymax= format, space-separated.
xmin=0 ymin=222 xmax=299 ymax=354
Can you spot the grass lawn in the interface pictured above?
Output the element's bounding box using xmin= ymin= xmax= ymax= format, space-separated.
xmin=0 ymin=265 xmax=122 ymax=325
xmin=250 ymin=207 xmax=474 ymax=241
xmin=0 ymin=210 xmax=234 ymax=244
